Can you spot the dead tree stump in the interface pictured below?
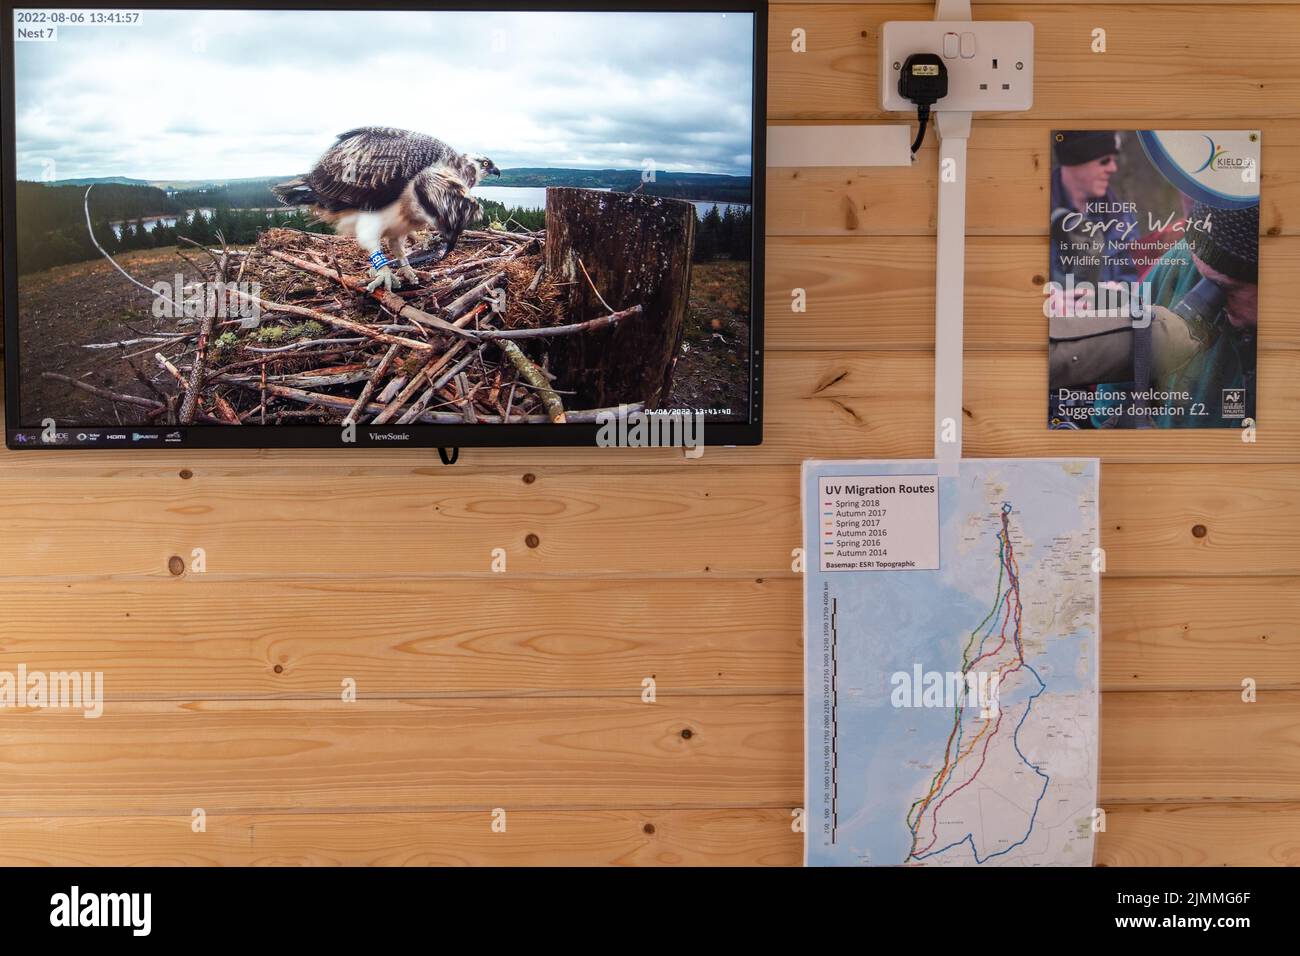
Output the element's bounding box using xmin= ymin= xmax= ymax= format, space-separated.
xmin=543 ymin=187 xmax=695 ymax=409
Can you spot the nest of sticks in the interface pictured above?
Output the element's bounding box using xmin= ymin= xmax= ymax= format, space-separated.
xmin=51 ymin=225 xmax=646 ymax=426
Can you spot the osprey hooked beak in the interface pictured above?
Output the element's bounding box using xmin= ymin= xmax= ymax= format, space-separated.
xmin=480 ymin=156 xmax=501 ymax=178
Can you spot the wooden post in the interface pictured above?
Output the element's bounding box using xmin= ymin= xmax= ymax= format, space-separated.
xmin=543 ymin=187 xmax=695 ymax=409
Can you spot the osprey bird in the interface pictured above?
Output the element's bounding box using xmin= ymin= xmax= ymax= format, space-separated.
xmin=273 ymin=127 xmax=501 ymax=292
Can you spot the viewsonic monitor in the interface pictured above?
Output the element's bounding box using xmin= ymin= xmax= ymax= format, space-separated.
xmin=2 ymin=2 xmax=765 ymax=449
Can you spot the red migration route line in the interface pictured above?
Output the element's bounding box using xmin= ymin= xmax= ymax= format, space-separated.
xmin=910 ymin=508 xmax=1025 ymax=859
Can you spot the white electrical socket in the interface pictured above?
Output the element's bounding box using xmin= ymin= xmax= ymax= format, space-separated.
xmin=881 ymin=21 xmax=1034 ymax=112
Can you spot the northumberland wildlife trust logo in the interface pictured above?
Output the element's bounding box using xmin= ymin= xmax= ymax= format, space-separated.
xmin=1222 ymin=388 xmax=1246 ymax=419
xmin=0 ymin=664 xmax=104 ymax=718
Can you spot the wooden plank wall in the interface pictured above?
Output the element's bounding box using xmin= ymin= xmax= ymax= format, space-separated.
xmin=0 ymin=1 xmax=1297 ymax=866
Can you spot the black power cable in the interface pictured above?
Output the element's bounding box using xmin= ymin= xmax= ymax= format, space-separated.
xmin=898 ymin=53 xmax=948 ymax=155
xmin=911 ymin=105 xmax=932 ymax=155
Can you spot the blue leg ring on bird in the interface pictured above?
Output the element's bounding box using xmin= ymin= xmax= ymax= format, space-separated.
xmin=369 ymin=251 xmax=389 ymax=271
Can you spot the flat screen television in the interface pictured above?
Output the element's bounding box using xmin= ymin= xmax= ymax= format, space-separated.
xmin=2 ymin=2 xmax=765 ymax=450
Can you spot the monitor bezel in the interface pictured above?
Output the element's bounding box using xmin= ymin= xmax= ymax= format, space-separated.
xmin=1 ymin=0 xmax=766 ymax=450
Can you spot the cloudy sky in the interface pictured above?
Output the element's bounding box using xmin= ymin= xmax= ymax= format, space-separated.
xmin=13 ymin=9 xmax=754 ymax=182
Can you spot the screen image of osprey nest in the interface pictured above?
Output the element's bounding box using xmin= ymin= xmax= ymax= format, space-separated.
xmin=12 ymin=9 xmax=756 ymax=428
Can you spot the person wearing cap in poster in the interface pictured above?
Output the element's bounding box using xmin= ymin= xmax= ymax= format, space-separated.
xmin=1048 ymin=131 xmax=1141 ymax=427
xmin=1049 ymin=130 xmax=1139 ymax=294
xmin=1142 ymin=202 xmax=1259 ymax=428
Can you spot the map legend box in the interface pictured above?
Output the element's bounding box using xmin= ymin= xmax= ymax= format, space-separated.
xmin=817 ymin=475 xmax=939 ymax=572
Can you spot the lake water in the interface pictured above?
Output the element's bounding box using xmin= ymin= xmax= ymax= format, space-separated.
xmin=472 ymin=185 xmax=750 ymax=219
xmin=110 ymin=207 xmax=215 ymax=238
xmin=110 ymin=188 xmax=751 ymax=238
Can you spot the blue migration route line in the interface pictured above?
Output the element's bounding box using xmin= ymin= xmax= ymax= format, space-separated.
xmin=908 ymin=502 xmax=1052 ymax=864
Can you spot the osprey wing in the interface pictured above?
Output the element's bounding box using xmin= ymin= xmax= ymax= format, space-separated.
xmin=304 ymin=127 xmax=461 ymax=212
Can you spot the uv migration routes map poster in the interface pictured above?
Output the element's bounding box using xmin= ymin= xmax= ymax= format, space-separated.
xmin=802 ymin=460 xmax=1100 ymax=866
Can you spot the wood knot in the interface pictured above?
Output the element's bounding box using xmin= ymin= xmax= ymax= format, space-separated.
xmin=167 ymin=556 xmax=185 ymax=576
xmin=1191 ymin=524 xmax=1208 ymax=538
xmin=841 ymin=196 xmax=861 ymax=231
xmin=812 ymin=369 xmax=849 ymax=395
xmin=525 ymin=533 xmax=540 ymax=549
